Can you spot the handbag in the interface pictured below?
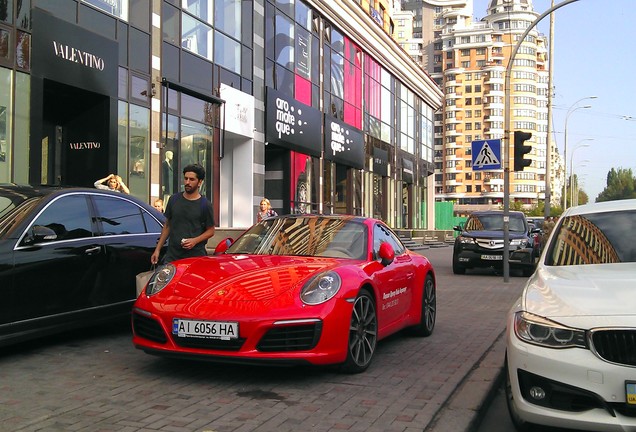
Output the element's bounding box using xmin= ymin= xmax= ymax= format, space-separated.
xmin=136 ymin=265 xmax=156 ymax=297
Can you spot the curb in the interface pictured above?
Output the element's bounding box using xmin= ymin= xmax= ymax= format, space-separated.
xmin=425 ymin=332 xmax=507 ymax=432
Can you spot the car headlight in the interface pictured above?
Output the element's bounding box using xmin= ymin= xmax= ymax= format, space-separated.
xmin=457 ymin=235 xmax=475 ymax=244
xmin=300 ymin=271 xmax=342 ymax=305
xmin=514 ymin=311 xmax=587 ymax=349
xmin=510 ymin=238 xmax=528 ymax=248
xmin=145 ymin=264 xmax=176 ymax=296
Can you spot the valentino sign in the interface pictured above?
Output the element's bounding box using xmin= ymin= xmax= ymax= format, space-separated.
xmin=52 ymin=41 xmax=105 ymax=71
xmin=69 ymin=142 xmax=101 ymax=150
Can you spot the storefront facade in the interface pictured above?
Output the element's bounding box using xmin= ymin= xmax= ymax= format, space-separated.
xmin=0 ymin=0 xmax=441 ymax=229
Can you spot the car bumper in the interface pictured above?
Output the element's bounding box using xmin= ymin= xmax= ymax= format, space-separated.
xmin=131 ymin=298 xmax=354 ymax=367
xmin=455 ymin=247 xmax=534 ymax=268
xmin=506 ymin=316 xmax=636 ymax=431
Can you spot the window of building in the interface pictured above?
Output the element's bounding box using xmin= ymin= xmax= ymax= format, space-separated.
xmin=182 ymin=13 xmax=213 ymax=60
xmin=82 ymin=0 xmax=129 ymax=21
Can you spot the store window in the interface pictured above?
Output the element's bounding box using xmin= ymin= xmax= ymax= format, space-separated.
xmin=117 ymin=102 xmax=149 ymax=201
xmin=398 ymin=84 xmax=415 ymax=154
xmin=13 ymin=72 xmax=29 ymax=184
xmin=128 ymin=104 xmax=149 ymax=197
xmin=0 ymin=67 xmax=11 ymax=182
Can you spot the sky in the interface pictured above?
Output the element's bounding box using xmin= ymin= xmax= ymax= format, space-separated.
xmin=472 ymin=0 xmax=636 ymax=202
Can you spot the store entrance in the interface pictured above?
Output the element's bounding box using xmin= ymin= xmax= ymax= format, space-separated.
xmin=42 ymin=80 xmax=110 ymax=187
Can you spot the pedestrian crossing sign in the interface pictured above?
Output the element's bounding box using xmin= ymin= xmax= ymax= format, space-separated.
xmin=471 ymin=139 xmax=501 ymax=171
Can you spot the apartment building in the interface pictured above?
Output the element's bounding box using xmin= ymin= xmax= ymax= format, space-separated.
xmin=395 ymin=0 xmax=563 ymax=210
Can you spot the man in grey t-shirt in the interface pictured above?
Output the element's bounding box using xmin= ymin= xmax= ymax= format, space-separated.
xmin=151 ymin=164 xmax=215 ymax=264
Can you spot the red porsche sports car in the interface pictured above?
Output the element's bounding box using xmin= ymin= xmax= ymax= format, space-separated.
xmin=132 ymin=214 xmax=436 ymax=373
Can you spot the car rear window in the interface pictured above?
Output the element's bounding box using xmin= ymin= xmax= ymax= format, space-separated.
xmin=546 ymin=209 xmax=636 ymax=265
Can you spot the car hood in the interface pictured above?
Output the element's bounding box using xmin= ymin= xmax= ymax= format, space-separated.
xmin=462 ymin=230 xmax=527 ymax=239
xmin=523 ymin=263 xmax=636 ymax=327
xmin=168 ymin=254 xmax=342 ymax=302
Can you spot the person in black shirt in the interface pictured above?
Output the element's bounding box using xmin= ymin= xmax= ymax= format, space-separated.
xmin=151 ymin=164 xmax=215 ymax=264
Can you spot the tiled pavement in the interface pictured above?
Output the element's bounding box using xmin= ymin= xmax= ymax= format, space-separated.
xmin=0 ymin=246 xmax=526 ymax=432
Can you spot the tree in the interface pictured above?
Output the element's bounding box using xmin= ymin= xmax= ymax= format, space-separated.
xmin=596 ymin=168 xmax=636 ymax=202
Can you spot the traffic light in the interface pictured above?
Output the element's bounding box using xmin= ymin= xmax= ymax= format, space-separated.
xmin=513 ymin=131 xmax=532 ymax=171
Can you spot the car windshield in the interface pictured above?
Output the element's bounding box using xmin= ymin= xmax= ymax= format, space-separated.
xmin=546 ymin=209 xmax=636 ymax=265
xmin=226 ymin=216 xmax=368 ymax=259
xmin=465 ymin=214 xmax=526 ymax=233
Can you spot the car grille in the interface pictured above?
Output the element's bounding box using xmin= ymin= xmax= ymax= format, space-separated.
xmin=133 ymin=313 xmax=168 ymax=344
xmin=590 ymin=329 xmax=636 ymax=367
xmin=257 ymin=323 xmax=322 ymax=352
xmin=173 ymin=335 xmax=246 ymax=351
xmin=475 ymin=238 xmax=503 ymax=249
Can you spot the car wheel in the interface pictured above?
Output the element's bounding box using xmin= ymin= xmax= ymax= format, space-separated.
xmin=407 ymin=274 xmax=436 ymax=337
xmin=341 ymin=289 xmax=377 ymax=374
xmin=452 ymin=256 xmax=466 ymax=274
xmin=504 ymin=354 xmax=538 ymax=432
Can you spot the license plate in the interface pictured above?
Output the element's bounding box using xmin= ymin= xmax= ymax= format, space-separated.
xmin=481 ymin=254 xmax=503 ymax=261
xmin=627 ymin=382 xmax=636 ymax=405
xmin=172 ymin=318 xmax=239 ymax=340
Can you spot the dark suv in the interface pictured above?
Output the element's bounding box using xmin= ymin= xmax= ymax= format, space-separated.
xmin=452 ymin=210 xmax=538 ymax=276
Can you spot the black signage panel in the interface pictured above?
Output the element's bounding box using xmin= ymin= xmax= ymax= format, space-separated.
xmin=402 ymin=158 xmax=414 ymax=184
xmin=265 ymin=87 xmax=322 ymax=157
xmin=373 ymin=147 xmax=388 ymax=177
xmin=32 ymin=8 xmax=118 ymax=97
xmin=323 ymin=115 xmax=365 ymax=169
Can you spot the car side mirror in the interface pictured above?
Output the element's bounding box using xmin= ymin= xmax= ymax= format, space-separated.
xmin=23 ymin=225 xmax=58 ymax=245
xmin=378 ymin=242 xmax=395 ymax=266
xmin=213 ymin=237 xmax=233 ymax=255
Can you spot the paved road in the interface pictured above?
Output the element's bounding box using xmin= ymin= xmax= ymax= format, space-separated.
xmin=0 ymin=246 xmax=527 ymax=432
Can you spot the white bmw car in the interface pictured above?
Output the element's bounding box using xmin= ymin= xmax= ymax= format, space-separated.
xmin=505 ymin=199 xmax=636 ymax=431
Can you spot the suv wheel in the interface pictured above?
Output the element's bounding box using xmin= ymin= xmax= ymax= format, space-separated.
xmin=452 ymin=255 xmax=466 ymax=274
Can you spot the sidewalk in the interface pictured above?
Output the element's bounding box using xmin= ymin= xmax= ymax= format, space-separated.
xmin=426 ymin=332 xmax=507 ymax=431
xmin=0 ymin=246 xmax=524 ymax=432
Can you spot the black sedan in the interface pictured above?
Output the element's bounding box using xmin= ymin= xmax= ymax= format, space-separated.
xmin=0 ymin=185 xmax=165 ymax=347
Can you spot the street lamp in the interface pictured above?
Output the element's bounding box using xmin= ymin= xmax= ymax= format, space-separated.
xmin=575 ymin=173 xmax=589 ymax=206
xmin=563 ymin=96 xmax=597 ymax=211
xmin=569 ymin=139 xmax=593 ymax=207
xmin=571 ymin=160 xmax=590 ymax=207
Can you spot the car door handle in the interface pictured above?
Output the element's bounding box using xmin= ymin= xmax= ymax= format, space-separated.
xmin=85 ymin=246 xmax=101 ymax=255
